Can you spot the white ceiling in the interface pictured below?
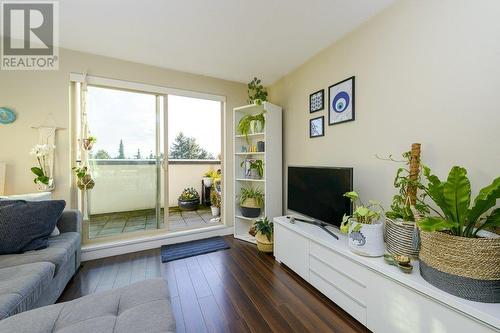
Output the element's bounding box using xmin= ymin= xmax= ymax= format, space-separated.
xmin=58 ymin=0 xmax=396 ymax=84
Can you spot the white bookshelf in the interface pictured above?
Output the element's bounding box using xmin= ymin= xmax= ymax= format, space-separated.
xmin=233 ymin=102 xmax=282 ymax=243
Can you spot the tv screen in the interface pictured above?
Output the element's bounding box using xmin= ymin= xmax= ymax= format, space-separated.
xmin=287 ymin=166 xmax=353 ymax=227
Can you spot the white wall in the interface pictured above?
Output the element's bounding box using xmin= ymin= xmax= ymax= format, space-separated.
xmin=89 ymin=162 xmax=220 ymax=214
xmin=269 ymin=0 xmax=500 ymax=211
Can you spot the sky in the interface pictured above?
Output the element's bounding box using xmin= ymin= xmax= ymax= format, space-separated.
xmin=86 ymin=86 xmax=221 ymax=159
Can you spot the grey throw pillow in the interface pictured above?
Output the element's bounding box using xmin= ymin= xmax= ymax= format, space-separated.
xmin=0 ymin=200 xmax=65 ymax=254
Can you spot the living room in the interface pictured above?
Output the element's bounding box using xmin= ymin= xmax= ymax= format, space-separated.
xmin=0 ymin=1 xmax=499 ymax=332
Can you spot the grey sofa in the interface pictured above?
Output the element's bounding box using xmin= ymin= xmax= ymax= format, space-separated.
xmin=0 ymin=210 xmax=81 ymax=320
xmin=0 ymin=279 xmax=176 ymax=333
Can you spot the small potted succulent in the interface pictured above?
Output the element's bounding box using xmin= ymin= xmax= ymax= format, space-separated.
xmin=341 ymin=191 xmax=385 ymax=257
xmin=178 ymin=187 xmax=200 ymax=211
xmin=210 ymin=186 xmax=221 ymax=217
xmin=239 ymin=186 xmax=264 ymax=218
xmin=254 ymin=217 xmax=274 ymax=253
xmin=82 ymin=136 xmax=97 ymax=151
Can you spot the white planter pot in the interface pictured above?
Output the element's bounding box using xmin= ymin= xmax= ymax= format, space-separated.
xmin=203 ymin=177 xmax=212 ymax=188
xmin=211 ymin=206 xmax=220 ymax=217
xmin=348 ymin=219 xmax=385 ymax=257
xmin=36 ymin=178 xmax=54 ymax=192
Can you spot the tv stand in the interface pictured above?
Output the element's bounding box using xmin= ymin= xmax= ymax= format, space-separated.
xmin=274 ymin=216 xmax=500 ymax=333
xmin=286 ymin=216 xmax=339 ymax=240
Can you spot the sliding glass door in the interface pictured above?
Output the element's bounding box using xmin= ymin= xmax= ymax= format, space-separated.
xmin=79 ymin=83 xmax=223 ymax=243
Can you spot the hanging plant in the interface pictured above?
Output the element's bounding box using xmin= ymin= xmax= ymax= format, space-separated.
xmin=82 ymin=136 xmax=97 ymax=151
xmin=73 ymin=166 xmax=95 ymax=190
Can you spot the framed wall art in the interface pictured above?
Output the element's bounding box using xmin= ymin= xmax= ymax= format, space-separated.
xmin=328 ymin=76 xmax=355 ymax=125
xmin=309 ymin=89 xmax=324 ymax=113
xmin=309 ymin=116 xmax=324 ymax=138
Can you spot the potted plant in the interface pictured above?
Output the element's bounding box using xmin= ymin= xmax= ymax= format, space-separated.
xmin=203 ymin=168 xmax=216 ymax=188
xmin=82 ymin=136 xmax=97 ymax=150
xmin=239 ymin=186 xmax=264 ymax=218
xmin=382 ymin=144 xmax=430 ymax=257
xmin=342 ymin=191 xmax=385 ymax=257
xmin=30 ymin=144 xmax=55 ymax=192
xmin=254 ymin=217 xmax=274 ymax=253
xmin=72 ymin=166 xmax=95 ymax=190
xmin=247 ymin=77 xmax=268 ymax=105
xmin=178 ymin=187 xmax=200 ymax=211
xmin=417 ymin=166 xmax=500 ymax=303
xmin=241 ymin=159 xmax=264 ymax=179
xmin=237 ymin=112 xmax=266 ymax=144
xmin=210 ymin=186 xmax=221 ymax=217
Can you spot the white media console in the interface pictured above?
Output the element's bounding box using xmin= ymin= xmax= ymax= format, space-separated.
xmin=273 ymin=216 xmax=500 ymax=333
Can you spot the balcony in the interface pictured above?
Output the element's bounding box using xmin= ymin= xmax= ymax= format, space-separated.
xmin=86 ymin=159 xmax=221 ymax=239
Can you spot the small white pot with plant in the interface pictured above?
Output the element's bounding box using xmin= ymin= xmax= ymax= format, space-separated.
xmin=203 ymin=168 xmax=216 ymax=188
xmin=210 ymin=186 xmax=221 ymax=217
xmin=341 ymin=191 xmax=385 ymax=257
xmin=30 ymin=144 xmax=56 ymax=192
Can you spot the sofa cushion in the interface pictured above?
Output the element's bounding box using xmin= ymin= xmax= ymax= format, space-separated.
xmin=0 ymin=262 xmax=55 ymax=319
xmin=0 ymin=200 xmax=65 ymax=254
xmin=0 ymin=232 xmax=80 ymax=274
xmin=0 ymin=279 xmax=176 ymax=333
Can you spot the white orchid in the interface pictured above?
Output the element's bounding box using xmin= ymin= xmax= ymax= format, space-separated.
xmin=30 ymin=144 xmax=55 ymax=185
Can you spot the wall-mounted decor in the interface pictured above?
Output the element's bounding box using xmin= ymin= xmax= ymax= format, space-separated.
xmin=310 ymin=116 xmax=324 ymax=138
xmin=328 ymin=76 xmax=355 ymax=125
xmin=0 ymin=107 xmax=16 ymax=124
xmin=309 ymin=89 xmax=324 ymax=113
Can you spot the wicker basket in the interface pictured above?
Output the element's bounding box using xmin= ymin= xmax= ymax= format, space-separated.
xmin=255 ymin=232 xmax=273 ymax=253
xmin=385 ymin=218 xmax=419 ymax=258
xmin=419 ymin=230 xmax=500 ymax=303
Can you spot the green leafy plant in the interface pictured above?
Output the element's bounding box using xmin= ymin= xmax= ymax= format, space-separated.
xmin=239 ymin=186 xmax=264 ymax=208
xmin=381 ymin=151 xmax=430 ymax=221
xmin=237 ymin=112 xmax=266 ymax=143
xmin=179 ymin=187 xmax=200 ymax=201
xmin=241 ymin=159 xmax=264 ymax=178
xmin=72 ymin=166 xmax=95 ymax=190
xmin=210 ymin=186 xmax=221 ymax=208
xmin=30 ymin=144 xmax=54 ymax=185
xmin=418 ymin=166 xmax=500 ymax=237
xmin=247 ymin=77 xmax=268 ymax=104
xmin=254 ymin=217 xmax=273 ymax=241
xmin=342 ymin=191 xmax=384 ymax=225
xmin=87 ymin=136 xmax=97 ymax=144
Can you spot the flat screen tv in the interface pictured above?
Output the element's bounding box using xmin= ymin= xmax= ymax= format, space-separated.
xmin=287 ymin=166 xmax=353 ymax=227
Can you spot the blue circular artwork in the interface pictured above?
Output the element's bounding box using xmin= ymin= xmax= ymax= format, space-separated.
xmin=0 ymin=108 xmax=16 ymax=124
xmin=332 ymin=91 xmax=350 ymax=113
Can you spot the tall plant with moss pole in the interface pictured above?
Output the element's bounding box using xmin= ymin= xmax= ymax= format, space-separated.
xmin=418 ymin=166 xmax=500 ymax=237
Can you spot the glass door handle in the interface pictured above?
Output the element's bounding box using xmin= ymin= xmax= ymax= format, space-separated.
xmin=161 ymin=158 xmax=167 ymax=170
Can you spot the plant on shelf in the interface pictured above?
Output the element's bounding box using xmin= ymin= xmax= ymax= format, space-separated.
xmin=247 ymin=77 xmax=268 ymax=105
xmin=416 ymin=165 xmax=500 ymax=303
xmin=241 ymin=159 xmax=264 ymax=179
xmin=72 ymin=166 xmax=95 ymax=191
xmin=82 ymin=136 xmax=97 ymax=150
xmin=210 ymin=186 xmax=221 ymax=217
xmin=30 ymin=144 xmax=55 ymax=191
xmin=238 ymin=112 xmax=266 ymax=144
xmin=341 ymin=191 xmax=385 ymax=257
xmin=178 ymin=187 xmax=200 ymax=211
xmin=254 ymin=217 xmax=274 ymax=252
xmin=239 ymin=186 xmax=264 ymax=218
xmin=203 ymin=167 xmax=218 ymax=187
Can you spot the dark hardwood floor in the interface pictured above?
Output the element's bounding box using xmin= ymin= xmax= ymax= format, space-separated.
xmin=59 ymin=236 xmax=369 ymax=333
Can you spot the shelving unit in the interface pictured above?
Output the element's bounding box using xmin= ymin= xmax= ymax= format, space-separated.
xmin=233 ymin=102 xmax=282 ymax=243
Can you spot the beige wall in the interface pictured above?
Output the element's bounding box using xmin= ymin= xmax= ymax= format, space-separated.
xmin=269 ymin=0 xmax=500 ymax=211
xmin=0 ymin=49 xmax=247 ymax=225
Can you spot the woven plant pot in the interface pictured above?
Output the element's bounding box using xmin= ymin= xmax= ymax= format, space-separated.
xmin=255 ymin=232 xmax=273 ymax=253
xmin=419 ymin=230 xmax=500 ymax=303
xmin=385 ymin=218 xmax=419 ymax=258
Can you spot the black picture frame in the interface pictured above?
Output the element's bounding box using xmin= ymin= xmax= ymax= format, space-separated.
xmin=328 ymin=76 xmax=355 ymax=125
xmin=309 ymin=89 xmax=324 ymax=113
xmin=309 ymin=116 xmax=324 ymax=138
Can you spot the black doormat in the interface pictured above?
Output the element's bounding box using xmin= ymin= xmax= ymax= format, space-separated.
xmin=161 ymin=236 xmax=230 ymax=263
